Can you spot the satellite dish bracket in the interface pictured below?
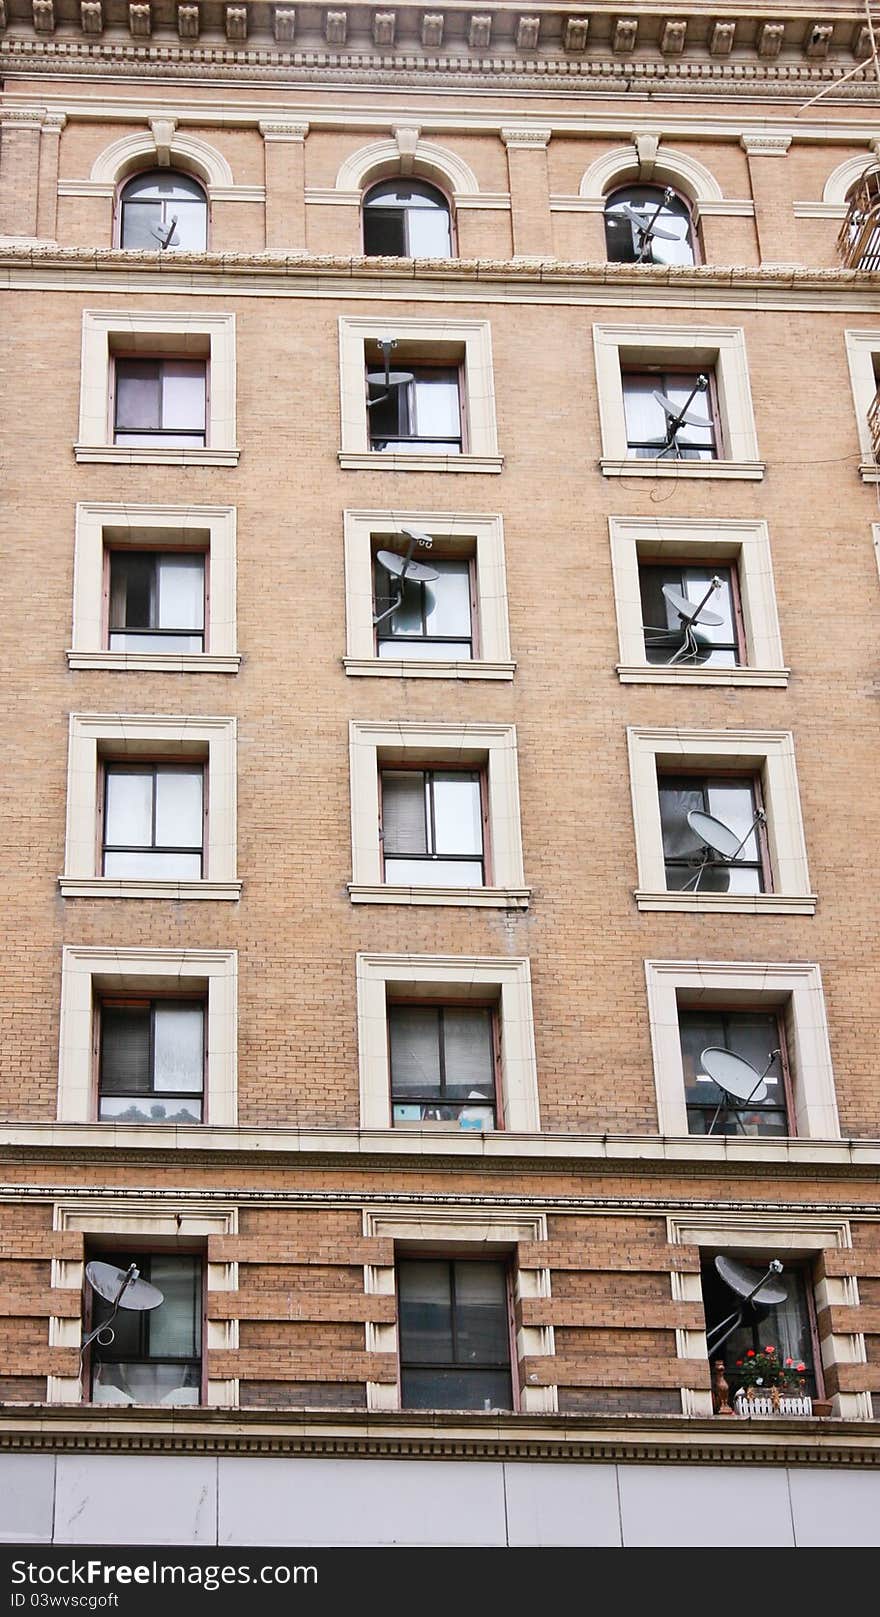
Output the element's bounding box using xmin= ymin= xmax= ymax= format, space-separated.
xmin=657 ymin=373 xmax=709 ymax=456
xmin=705 ymin=1257 xmax=785 ymax=1356
xmin=154 ymin=213 xmax=179 ymax=250
xmin=633 ymin=186 xmax=678 ymax=261
xmin=372 ymin=529 xmax=435 ymax=628
xmin=79 ymin=1263 xmax=139 ymax=1361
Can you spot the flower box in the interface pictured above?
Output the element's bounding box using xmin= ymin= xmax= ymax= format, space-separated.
xmin=734 ymin=1390 xmax=813 ymax=1418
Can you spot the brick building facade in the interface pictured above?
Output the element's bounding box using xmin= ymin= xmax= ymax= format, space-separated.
xmin=1 ymin=0 xmax=880 ymax=1547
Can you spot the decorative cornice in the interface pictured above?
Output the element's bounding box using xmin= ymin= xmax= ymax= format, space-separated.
xmin=741 ymin=133 xmax=794 ymax=156
xmin=501 ymin=125 xmax=552 ymax=149
xmin=0 ymin=1407 xmax=877 ymax=1465
xmin=259 ymin=119 xmax=309 ymax=141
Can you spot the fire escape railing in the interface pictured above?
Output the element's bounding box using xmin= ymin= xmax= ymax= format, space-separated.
xmin=839 ymin=166 xmax=880 ymax=270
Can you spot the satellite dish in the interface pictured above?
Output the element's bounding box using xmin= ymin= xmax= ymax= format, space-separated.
xmin=661 ymin=584 xmax=725 ymax=627
xmin=686 ymin=809 xmax=747 ymax=860
xmin=86 ymin=1260 xmax=164 ymax=1312
xmin=699 ymin=1047 xmax=770 ymax=1104
xmin=366 ymin=370 xmax=415 ymax=389
xmin=714 ymin=1255 xmax=788 ymax=1307
xmin=615 ymin=203 xmax=679 ymax=242
xmin=652 ymin=390 xmax=709 ymax=428
xmin=150 ymin=215 xmax=179 ymax=249
xmin=376 ymin=548 xmax=438 ymax=584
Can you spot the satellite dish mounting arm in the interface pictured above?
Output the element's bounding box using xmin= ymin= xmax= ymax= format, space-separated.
xmin=705 ymin=1258 xmax=784 ymax=1355
xmin=659 ymin=373 xmax=709 ymax=458
xmin=706 ymin=1047 xmax=780 ymax=1135
xmin=681 ymin=801 xmax=767 ymax=894
xmin=156 ymin=214 xmax=178 ymax=250
xmin=79 ymin=1263 xmax=139 ymax=1361
xmin=634 ymin=186 xmax=677 ymax=261
xmin=366 ymin=337 xmax=409 ymax=410
xmin=372 ymin=530 xmax=434 ymax=627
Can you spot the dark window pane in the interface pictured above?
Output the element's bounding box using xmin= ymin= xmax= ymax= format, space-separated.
xmin=453 ymin=1261 xmax=509 ymax=1362
xmin=382 ymin=772 xmax=428 ymax=854
xmin=115 ymin=360 xmax=161 ymax=431
xmin=604 ymin=186 xmax=695 ymax=266
xmin=398 ymin=1260 xmax=454 ymax=1363
xmin=680 ymin=1009 xmax=788 ymax=1136
xmin=389 ymin=1006 xmax=442 ymax=1097
xmin=401 ymin=1367 xmax=511 ymax=1410
xmin=100 ymin=1006 xmax=151 ymax=1093
xmin=440 ymin=1009 xmax=494 ymax=1100
xmin=702 ymin=1258 xmax=817 ymax=1396
xmin=363 ymin=211 xmax=407 ymax=255
xmin=109 ymin=552 xmax=156 ymax=630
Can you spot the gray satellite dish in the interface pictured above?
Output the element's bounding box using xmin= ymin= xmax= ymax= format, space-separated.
xmin=686 ymin=809 xmax=747 ymax=860
xmin=614 ymin=202 xmax=679 ymax=242
xmin=661 ymin=584 xmax=725 ymax=628
xmin=86 ymin=1260 xmax=163 ymax=1312
xmin=376 ymin=548 xmax=438 ymax=584
xmin=699 ymin=1047 xmax=770 ymax=1105
xmin=652 ymin=390 xmax=709 ymax=428
xmin=366 ymin=370 xmax=415 ymax=389
xmin=151 ymin=215 xmax=179 ymax=249
xmin=714 ymin=1255 xmax=788 ymax=1307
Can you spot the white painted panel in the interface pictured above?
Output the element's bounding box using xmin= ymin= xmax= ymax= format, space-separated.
xmin=218 ymin=1457 xmax=506 ymax=1546
xmin=618 ymin=1464 xmax=795 ymax=1547
xmin=54 ymin=1455 xmax=217 ymax=1545
xmin=789 ymin=1468 xmax=880 ymax=1546
xmin=0 ymin=1456 xmax=56 ymax=1543
xmin=504 ymin=1462 xmax=622 ymax=1546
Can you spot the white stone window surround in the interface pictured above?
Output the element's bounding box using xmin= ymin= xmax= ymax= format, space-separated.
xmin=627 ymin=727 xmax=815 ymax=915
xmin=609 ymin=517 xmax=788 ymax=688
xmin=57 ymin=945 xmax=238 ymax=1131
xmin=75 ymin=310 xmax=238 ymax=467
xmin=60 ymin=713 xmax=240 ymax=900
xmin=667 ymin=1212 xmax=871 ymax=1420
xmin=356 ymin=953 xmax=540 ymax=1133
xmin=844 ymin=330 xmax=880 ymax=482
xmin=48 ymin=1197 xmax=238 ymax=1408
xmin=644 ymin=959 xmax=839 ymax=1142
xmin=68 ymin=502 xmax=239 ymax=674
xmin=349 ymin=720 xmax=528 ymax=908
xmin=338 ymin=315 xmax=502 ymax=474
xmin=342 ymin=508 xmax=514 ymax=681
xmin=363 ymin=1207 xmax=555 ymax=1414
xmin=593 ymin=323 xmax=763 ymax=481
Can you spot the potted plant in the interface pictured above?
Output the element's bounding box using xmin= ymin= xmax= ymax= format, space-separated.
xmin=730 ymin=1345 xmax=813 ymax=1415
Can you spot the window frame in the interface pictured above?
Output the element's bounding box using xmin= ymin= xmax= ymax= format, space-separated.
xmin=362 ymin=176 xmax=454 ymax=259
xmin=379 ymin=763 xmax=490 ymax=888
xmin=645 ymin=960 xmax=839 ymax=1142
xmin=116 ymin=167 xmax=210 ymax=252
xmin=609 ymin=517 xmax=787 ymax=688
xmin=85 ymin=1249 xmax=205 ymax=1408
xmin=343 ymin=509 xmax=514 ymax=681
xmin=627 ymin=727 xmax=814 ymax=914
xmin=700 ymin=1252 xmax=825 ymax=1404
xmin=58 ymin=945 xmax=238 ymax=1128
xmin=396 ymin=1255 xmax=516 ymax=1412
xmin=387 ymin=995 xmax=503 ymax=1131
xmin=357 ymin=953 xmax=540 ymax=1133
xmin=70 ymin=502 xmax=239 ymax=675
xmin=110 ymin=351 xmax=209 ymax=449
xmin=96 ymin=992 xmax=208 ymax=1126
xmin=366 ymin=357 xmax=465 ymax=454
xmin=658 ymin=768 xmax=771 ymax=896
xmin=844 ymin=329 xmax=880 ymax=481
xmin=621 ymin=364 xmax=721 ymax=459
xmin=338 ymin=316 xmax=501 ymax=474
xmin=603 ymin=183 xmax=700 ymax=267
xmin=349 ymin=720 xmax=527 ymax=908
xmin=593 ymin=324 xmax=763 ymax=480
xmin=75 ymin=311 xmax=238 ymax=467
xmin=678 ymin=1002 xmax=795 ymax=1138
xmin=99 ymin=758 xmax=207 ymax=881
xmin=638 ymin=556 xmax=745 ymax=668
xmin=374 ymin=544 xmax=478 ymax=661
xmin=105 ymin=541 xmax=209 ymax=656
xmin=61 ymin=713 xmax=239 ymax=900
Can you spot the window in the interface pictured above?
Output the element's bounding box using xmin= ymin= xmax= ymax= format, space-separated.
xmin=76 ymin=311 xmax=237 ymax=467
xmin=605 ymin=185 xmax=697 ymax=266
xmin=89 ymin=1252 xmax=202 ymax=1406
xmin=119 ymin=170 xmax=208 ymax=251
xmin=644 ymin=960 xmax=838 ymax=1140
xmin=659 ymin=774 xmax=767 ymax=894
xmin=381 ymin=769 xmax=485 ymax=886
xmin=397 ymin=1259 xmax=513 ymax=1410
xmin=70 ymin=503 xmax=238 ymax=674
xmin=102 ymin=763 xmax=204 ymax=879
xmin=593 ymin=324 xmax=762 ymax=480
xmin=356 ymin=953 xmax=539 ymax=1132
xmin=639 ymin=562 xmax=742 ymax=667
xmin=844 ymin=331 xmax=880 ymax=479
xmin=627 ymin=728 xmax=814 ymax=914
xmin=367 ymin=361 xmax=462 ymax=454
xmin=363 ymin=179 xmax=451 ymax=257
xmin=98 ymin=998 xmax=205 ymax=1123
xmin=62 ymin=714 xmax=239 ymax=900
xmin=623 ymin=369 xmax=717 ymax=459
xmin=113 ymin=357 xmax=207 ymax=448
xmin=389 ymin=1003 xmax=498 ymax=1129
xmin=701 ymin=1256 xmax=820 ymax=1398
xmin=337 ymin=317 xmax=500 ymax=473
xmin=679 ymin=1007 xmax=792 ymax=1136
xmin=108 ymin=550 xmax=205 ymax=653
xmin=608 ymin=518 xmax=786 ymax=688
xmin=349 ymin=721 xmax=526 ymax=908
xmin=58 ymin=945 xmax=238 ymax=1128
xmin=375 ymin=547 xmax=474 ymax=660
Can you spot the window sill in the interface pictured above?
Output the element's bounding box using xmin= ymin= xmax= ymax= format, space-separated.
xmin=635 ymin=889 xmax=817 ymax=915
xmin=859 ymin=460 xmax=880 ymax=482
xmin=348 ymin=882 xmax=530 ymax=909
xmin=338 ymin=452 xmax=504 ymax=474
xmin=343 ymin=657 xmax=516 ymax=681
xmin=73 ymin=445 xmax=240 ymax=467
xmin=67 ymin=651 xmax=241 ymax=674
xmin=600 ymin=458 xmax=765 ymax=481
xmin=59 ymin=878 xmax=242 ymax=900
xmin=617 ymin=664 xmax=789 ymax=688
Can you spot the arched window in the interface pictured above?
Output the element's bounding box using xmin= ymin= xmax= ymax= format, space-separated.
xmin=363 ymin=179 xmax=452 ymax=258
xmin=119 ymin=170 xmax=208 ymax=251
xmin=604 ymin=185 xmax=696 ymax=267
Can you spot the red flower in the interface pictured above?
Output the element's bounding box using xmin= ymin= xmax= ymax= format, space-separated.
xmin=736 ymin=1359 xmax=743 ymax=1367
xmin=763 ymin=1345 xmax=775 ymax=1354
xmin=785 ymin=1357 xmax=793 ymax=1366
xmin=796 ymin=1363 xmax=806 ymax=1372
xmin=746 ymin=1350 xmax=755 ymax=1358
